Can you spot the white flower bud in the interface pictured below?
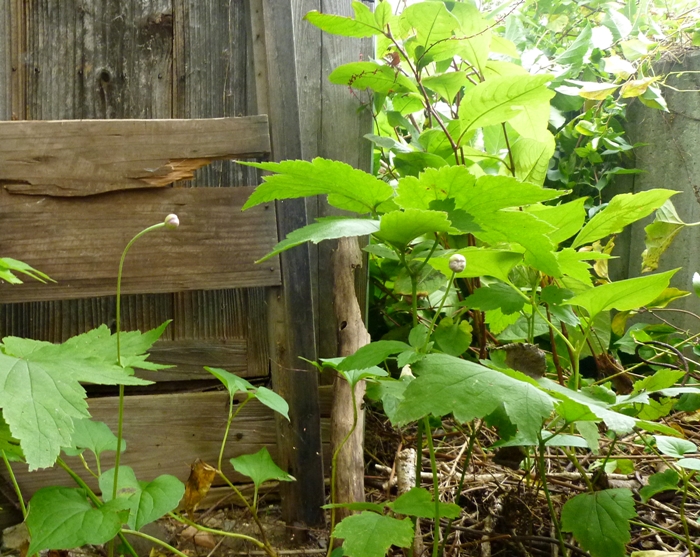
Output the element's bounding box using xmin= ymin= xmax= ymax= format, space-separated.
xmin=164 ymin=214 xmax=180 ymax=230
xmin=448 ymin=253 xmax=466 ymax=273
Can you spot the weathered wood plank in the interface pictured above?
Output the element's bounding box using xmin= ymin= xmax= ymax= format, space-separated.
xmin=0 ymin=117 xmax=270 ymax=196
xmin=261 ymin=0 xmax=326 ymax=529
xmin=1 ymin=389 xmax=333 ymax=500
xmin=0 ymin=186 xmax=281 ymax=303
xmin=141 ymin=339 xmax=248 ymax=381
xmin=0 ymin=0 xmax=10 ymax=120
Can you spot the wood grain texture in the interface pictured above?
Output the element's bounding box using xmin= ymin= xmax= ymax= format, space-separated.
xmin=1 ymin=388 xmax=333 ymax=500
xmin=0 ymin=117 xmax=270 ymax=196
xmin=0 ymin=186 xmax=281 ymax=303
xmin=261 ymin=0 xmax=325 ymax=528
xmin=0 ymin=0 xmax=10 ymax=120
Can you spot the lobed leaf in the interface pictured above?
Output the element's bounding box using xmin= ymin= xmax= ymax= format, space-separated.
xmin=334 ymin=512 xmax=414 ymax=557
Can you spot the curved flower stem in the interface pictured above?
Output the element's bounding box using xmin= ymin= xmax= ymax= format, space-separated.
xmin=423 ymin=417 xmax=441 ymax=557
xmin=326 ymin=381 xmax=359 ymax=557
xmin=2 ymin=450 xmax=26 ymax=518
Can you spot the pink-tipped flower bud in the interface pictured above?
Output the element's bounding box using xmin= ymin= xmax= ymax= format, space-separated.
xmin=449 ymin=253 xmax=466 ymax=273
xmin=164 ymin=214 xmax=180 ymax=230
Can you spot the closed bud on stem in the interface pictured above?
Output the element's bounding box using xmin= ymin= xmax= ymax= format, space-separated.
xmin=164 ymin=214 xmax=180 ymax=229
xmin=448 ymin=253 xmax=466 ymax=273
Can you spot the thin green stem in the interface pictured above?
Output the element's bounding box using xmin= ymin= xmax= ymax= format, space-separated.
xmin=2 ymin=450 xmax=26 ymax=518
xmin=536 ymin=440 xmax=568 ymax=557
xmin=216 ymin=471 xmax=271 ymax=548
xmin=218 ymin=395 xmax=252 ymax=472
xmin=562 ymin=449 xmax=594 ymax=492
xmin=423 ymin=271 xmax=456 ymax=352
xmin=327 ymin=382 xmax=360 ymax=557
xmin=631 ymin=519 xmax=700 ymax=548
xmin=415 ymin=421 xmax=424 ymax=489
xmin=680 ymin=474 xmax=696 ymax=557
xmin=423 ymin=417 xmax=441 ymax=557
xmin=121 ymin=529 xmax=191 ymax=557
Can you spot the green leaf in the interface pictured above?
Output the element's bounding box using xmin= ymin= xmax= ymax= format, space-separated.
xmin=0 ymin=257 xmax=53 ymax=284
xmin=254 ymin=387 xmax=290 ymax=421
xmin=241 ymin=158 xmax=393 ymax=214
xmin=458 ymin=74 xmax=554 ymax=138
xmin=257 ymin=218 xmax=380 ymax=263
xmin=341 ymin=367 xmax=390 ymax=389
xmin=400 ymin=2 xmax=459 ymax=49
xmin=561 ymin=489 xmax=636 ymax=557
xmin=334 ymin=512 xmax=414 ymax=557
xmin=654 ymin=435 xmax=697 ymax=458
xmin=322 ymin=502 xmax=386 ymax=513
xmin=388 ymin=487 xmax=461 ymax=519
xmin=205 ymin=367 xmax=254 ymax=397
xmin=639 ymin=469 xmax=679 ymax=503
xmin=555 ymin=24 xmax=592 ymax=66
xmin=433 ymin=318 xmax=472 ymax=357
xmin=423 ymin=73 xmax=468 ymax=104
xmin=0 ymin=412 xmax=23 ymax=461
xmin=676 ymin=458 xmax=700 ymax=470
xmin=337 ymin=341 xmax=410 ymax=372
xmin=375 ymin=209 xmax=456 ymax=248
xmin=565 ymin=270 xmax=678 ymax=318
xmin=394 ymin=354 xmax=554 ymax=441
xmin=330 ymin=62 xmax=418 ymax=94
xmin=525 ymin=198 xmax=587 ymax=245
xmin=0 ymin=325 xmax=159 ymax=470
xmin=429 ymin=248 xmax=523 ymax=283
xmin=641 ymin=201 xmax=688 ymax=273
xmin=453 ymin=176 xmax=563 ymax=216
xmin=304 ymin=2 xmax=385 ymax=38
xmin=572 ymin=190 xmax=678 ymax=248
xmin=99 ymin=466 xmax=185 ymax=530
xmin=27 ymin=487 xmax=131 ymax=554
xmin=463 ymin=283 xmax=525 ymax=315
xmin=230 ymin=447 xmax=295 ymax=490
xmin=394 ymin=152 xmax=449 ymax=177
xmin=632 ymin=369 xmax=685 ymax=394
xmin=512 ymin=133 xmax=556 ymax=185
xmin=395 ymin=166 xmax=476 ymax=210
xmin=67 ymin=419 xmax=124 ymax=459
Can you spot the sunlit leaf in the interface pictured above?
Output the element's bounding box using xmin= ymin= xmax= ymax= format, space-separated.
xmin=334 ymin=512 xmax=414 ymax=557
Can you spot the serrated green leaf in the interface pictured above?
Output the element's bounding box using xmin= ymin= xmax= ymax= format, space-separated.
xmin=526 ymin=198 xmax=587 ymax=245
xmin=395 ymin=166 xmax=476 ymax=211
xmin=463 ymin=283 xmax=525 ymax=314
xmin=256 ymin=218 xmax=380 ymax=263
xmin=512 ymin=133 xmax=556 ymax=185
xmin=304 ymin=3 xmax=385 ymax=38
xmin=394 ymin=151 xmax=449 ymax=177
xmin=241 ymin=158 xmax=393 ymax=214
xmin=423 ymin=73 xmax=468 ymax=103
xmin=572 ymin=190 xmax=678 ymax=248
xmin=400 ymin=2 xmax=459 ymax=49
xmin=230 ymin=447 xmax=295 ymax=490
xmin=375 ymin=209 xmax=456 ymax=248
xmin=632 ymin=369 xmax=685 ymax=394
xmin=429 ymin=248 xmax=523 ymax=283
xmin=254 ymin=387 xmax=290 ymax=421
xmin=394 ymin=354 xmax=554 ymax=441
xmin=334 ymin=512 xmax=414 ymax=557
xmin=67 ymin=419 xmax=124 ymax=459
xmin=100 ymin=466 xmax=185 ymax=530
xmin=654 ymin=435 xmax=697 ymax=458
xmin=639 ymin=469 xmax=679 ymax=503
xmin=565 ymin=269 xmax=678 ymax=318
xmin=433 ymin=319 xmax=472 ymax=357
xmin=337 ymin=341 xmax=410 ymax=372
xmin=388 ymin=487 xmax=461 ymax=519
xmin=458 ymin=74 xmax=554 ymax=139
xmin=561 ymin=489 xmax=636 ymax=557
xmin=454 ymin=176 xmax=562 ymax=216
xmin=0 ymin=324 xmax=160 ymax=470
xmin=0 ymin=411 xmax=24 ymax=461
xmin=330 ymin=62 xmax=417 ymax=94
xmin=27 ymin=487 xmax=131 ymax=554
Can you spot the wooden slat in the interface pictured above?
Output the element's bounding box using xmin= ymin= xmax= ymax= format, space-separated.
xmin=0 ymin=186 xmax=281 ymax=303
xmin=260 ymin=0 xmax=325 ymax=528
xmin=142 ymin=339 xmax=248 ymax=381
xmin=0 ymin=116 xmax=270 ymax=196
xmin=1 ymin=389 xmax=333 ymax=500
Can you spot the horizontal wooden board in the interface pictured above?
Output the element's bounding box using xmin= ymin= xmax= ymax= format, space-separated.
xmin=142 ymin=339 xmax=249 ymax=381
xmin=0 ymin=186 xmax=281 ymax=302
xmin=0 ymin=117 xmax=270 ymax=196
xmin=2 ymin=388 xmax=333 ymax=500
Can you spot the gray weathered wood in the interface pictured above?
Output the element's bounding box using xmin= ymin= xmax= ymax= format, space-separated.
xmin=0 ymin=0 xmax=10 ymax=120
xmin=260 ymin=0 xmax=326 ymax=529
xmin=0 ymin=186 xmax=281 ymax=302
xmin=0 ymin=117 xmax=270 ymax=196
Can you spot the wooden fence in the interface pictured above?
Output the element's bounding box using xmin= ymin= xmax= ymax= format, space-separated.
xmin=0 ymin=0 xmax=372 ymax=531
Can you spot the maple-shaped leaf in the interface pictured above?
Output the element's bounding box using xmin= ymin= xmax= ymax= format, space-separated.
xmin=0 ymin=323 xmax=167 ymax=470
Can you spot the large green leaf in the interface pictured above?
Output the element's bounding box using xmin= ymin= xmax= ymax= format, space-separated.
xmin=27 ymin=487 xmax=131 ymax=554
xmin=304 ymin=2 xmax=385 ymax=37
xmin=512 ymin=133 xmax=556 ymax=185
xmin=564 ymin=269 xmax=678 ymax=318
xmin=400 ymin=2 xmax=459 ymax=49
xmin=639 ymin=469 xmax=679 ymax=503
xmin=393 ymin=354 xmax=554 ymax=441
xmin=388 ymin=487 xmax=461 ymax=519
xmin=526 ymin=198 xmax=587 ymax=245
xmin=230 ymin=447 xmax=295 ymax=490
xmin=375 ymin=209 xmax=456 ymax=248
xmin=337 ymin=340 xmax=411 ymax=372
xmin=254 ymin=387 xmax=290 ymax=421
xmin=334 ymin=512 xmax=414 ymax=557
xmin=429 ymin=248 xmax=523 ymax=282
xmin=641 ymin=201 xmax=694 ymax=273
xmin=561 ymin=489 xmax=637 ymax=557
xmin=572 ymin=189 xmax=678 ymax=248
xmin=463 ymin=283 xmax=525 ymax=314
xmin=453 ymin=175 xmax=562 ymax=216
xmin=458 ymin=74 xmax=554 ymax=139
xmin=329 ymin=62 xmax=418 ymax=94
xmin=0 ymin=325 xmax=162 ymax=470
xmin=394 ymin=166 xmax=476 ymax=210
xmin=99 ymin=466 xmax=185 ymax=530
xmin=423 ymin=73 xmax=469 ymax=104
xmin=241 ymin=158 xmax=393 ymax=214
xmin=257 ymin=218 xmax=380 ymax=263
